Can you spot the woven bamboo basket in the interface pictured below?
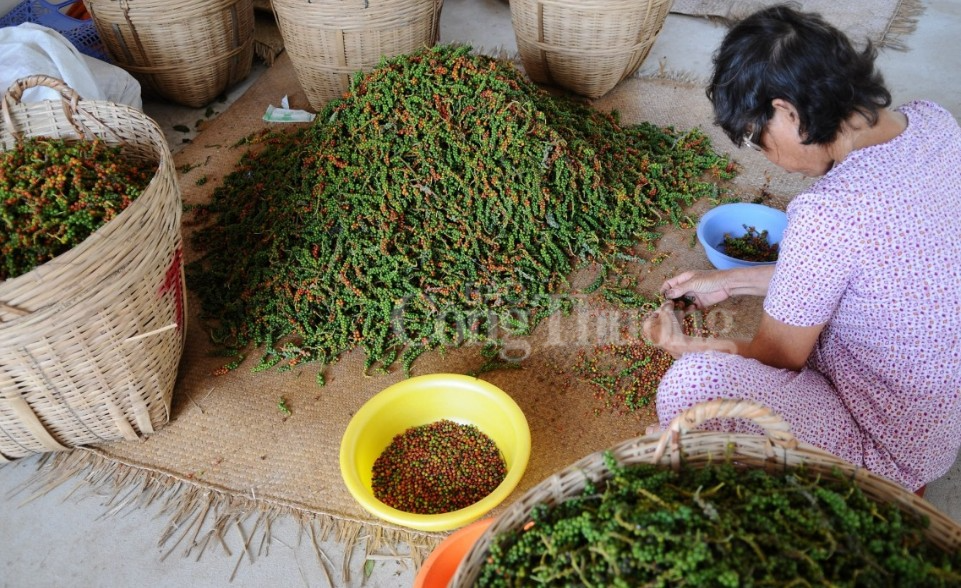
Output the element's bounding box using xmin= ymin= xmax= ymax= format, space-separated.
xmin=271 ymin=0 xmax=444 ymax=110
xmin=0 ymin=76 xmax=185 ymax=462
xmin=451 ymin=399 xmax=961 ymax=585
xmin=510 ymin=0 xmax=674 ymax=99
xmin=84 ymin=0 xmax=255 ymax=108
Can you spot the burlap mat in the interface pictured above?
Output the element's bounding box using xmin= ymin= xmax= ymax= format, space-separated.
xmin=32 ymin=53 xmax=810 ymax=574
xmin=670 ymin=0 xmax=923 ymax=50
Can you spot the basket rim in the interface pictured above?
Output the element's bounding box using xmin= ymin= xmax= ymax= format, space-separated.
xmin=450 ymin=399 xmax=961 ymax=585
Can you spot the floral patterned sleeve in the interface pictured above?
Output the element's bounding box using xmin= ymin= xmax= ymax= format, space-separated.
xmin=763 ymin=193 xmax=863 ymax=327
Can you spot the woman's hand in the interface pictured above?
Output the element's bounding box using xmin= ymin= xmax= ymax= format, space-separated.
xmin=642 ymin=301 xmax=690 ymax=358
xmin=644 ymin=300 xmax=814 ymax=367
xmin=660 ymin=266 xmax=777 ymax=308
xmin=660 ymin=270 xmax=735 ymax=309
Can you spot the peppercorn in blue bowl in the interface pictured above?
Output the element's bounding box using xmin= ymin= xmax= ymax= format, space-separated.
xmin=697 ymin=202 xmax=787 ymax=269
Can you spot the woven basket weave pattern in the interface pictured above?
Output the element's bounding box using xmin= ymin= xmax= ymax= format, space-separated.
xmin=511 ymin=0 xmax=674 ymax=98
xmin=450 ymin=399 xmax=961 ymax=585
xmin=85 ymin=0 xmax=255 ymax=108
xmin=271 ymin=0 xmax=443 ymax=110
xmin=0 ymin=76 xmax=185 ymax=461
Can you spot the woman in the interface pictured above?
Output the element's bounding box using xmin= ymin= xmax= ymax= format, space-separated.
xmin=642 ymin=4 xmax=961 ymax=492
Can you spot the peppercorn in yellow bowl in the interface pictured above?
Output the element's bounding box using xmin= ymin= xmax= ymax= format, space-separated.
xmin=339 ymin=374 xmax=531 ymax=532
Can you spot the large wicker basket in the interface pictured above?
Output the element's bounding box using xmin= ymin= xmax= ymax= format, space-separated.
xmin=510 ymin=0 xmax=674 ymax=99
xmin=271 ymin=0 xmax=444 ymax=110
xmin=84 ymin=0 xmax=255 ymax=108
xmin=451 ymin=399 xmax=961 ymax=585
xmin=0 ymin=76 xmax=185 ymax=462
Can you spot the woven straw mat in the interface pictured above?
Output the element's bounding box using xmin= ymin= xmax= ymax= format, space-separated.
xmin=40 ymin=53 xmax=813 ymax=562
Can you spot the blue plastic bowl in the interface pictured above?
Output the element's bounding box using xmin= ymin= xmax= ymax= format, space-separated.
xmin=696 ymin=203 xmax=787 ymax=270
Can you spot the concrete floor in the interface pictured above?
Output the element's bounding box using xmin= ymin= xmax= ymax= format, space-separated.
xmin=2 ymin=0 xmax=960 ymax=586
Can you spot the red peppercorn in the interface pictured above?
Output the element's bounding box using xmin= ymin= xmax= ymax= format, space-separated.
xmin=371 ymin=419 xmax=507 ymax=514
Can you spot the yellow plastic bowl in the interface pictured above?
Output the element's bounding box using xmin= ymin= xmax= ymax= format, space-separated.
xmin=339 ymin=374 xmax=531 ymax=532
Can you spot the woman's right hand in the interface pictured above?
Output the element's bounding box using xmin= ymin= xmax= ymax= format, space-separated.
xmin=660 ymin=270 xmax=736 ymax=309
xmin=661 ymin=266 xmax=776 ymax=308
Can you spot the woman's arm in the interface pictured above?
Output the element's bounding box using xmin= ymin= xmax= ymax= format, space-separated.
xmin=661 ymin=266 xmax=777 ymax=308
xmin=643 ymin=302 xmax=824 ymax=371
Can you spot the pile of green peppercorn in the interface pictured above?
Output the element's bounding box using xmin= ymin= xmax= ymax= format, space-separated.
xmin=187 ymin=44 xmax=735 ymax=380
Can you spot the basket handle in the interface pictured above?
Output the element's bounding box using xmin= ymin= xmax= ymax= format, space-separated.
xmin=2 ymin=75 xmax=88 ymax=141
xmin=652 ymin=399 xmax=798 ymax=467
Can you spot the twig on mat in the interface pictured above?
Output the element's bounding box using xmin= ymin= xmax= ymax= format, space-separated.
xmin=201 ymin=387 xmax=215 ymax=404
xmin=182 ymin=388 xmax=205 ymax=415
xmin=194 ymin=529 xmax=216 ymax=561
xmin=236 ymin=517 xmax=256 ymax=565
xmin=258 ymin=515 xmax=272 ymax=557
xmin=229 ymin=539 xmax=245 ymax=583
xmin=160 ymin=499 xmax=212 ymax=561
xmin=308 ymin=523 xmax=334 ymax=588
xmin=364 ymin=554 xmax=414 ymax=561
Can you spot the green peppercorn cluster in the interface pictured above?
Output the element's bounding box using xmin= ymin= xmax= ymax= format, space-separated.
xmin=0 ymin=137 xmax=152 ymax=280
xmin=477 ymin=453 xmax=961 ymax=587
xmin=720 ymin=224 xmax=779 ymax=262
xmin=371 ymin=419 xmax=506 ymax=514
xmin=187 ymin=44 xmax=735 ymax=378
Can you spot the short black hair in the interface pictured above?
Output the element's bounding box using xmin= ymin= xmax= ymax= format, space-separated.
xmin=706 ymin=3 xmax=892 ymax=148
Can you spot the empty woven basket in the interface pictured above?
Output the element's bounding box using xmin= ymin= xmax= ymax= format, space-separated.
xmin=85 ymin=0 xmax=255 ymax=108
xmin=0 ymin=76 xmax=185 ymax=461
xmin=271 ymin=0 xmax=444 ymax=110
xmin=510 ymin=0 xmax=674 ymax=98
xmin=451 ymin=399 xmax=961 ymax=585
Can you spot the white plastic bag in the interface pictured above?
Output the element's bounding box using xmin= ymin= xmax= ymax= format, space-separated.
xmin=0 ymin=22 xmax=142 ymax=109
xmin=263 ymin=95 xmax=315 ymax=123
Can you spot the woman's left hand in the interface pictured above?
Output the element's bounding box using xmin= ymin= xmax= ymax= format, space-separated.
xmin=642 ymin=301 xmax=689 ymax=358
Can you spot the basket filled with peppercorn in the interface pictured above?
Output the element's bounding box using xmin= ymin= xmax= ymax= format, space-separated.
xmin=0 ymin=76 xmax=185 ymax=461
xmin=339 ymin=373 xmax=531 ymax=532
xmin=451 ymin=399 xmax=961 ymax=586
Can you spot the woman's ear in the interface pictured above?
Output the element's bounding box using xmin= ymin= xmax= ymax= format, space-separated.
xmin=771 ymin=98 xmax=804 ymax=139
xmin=771 ymin=98 xmax=799 ymax=123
